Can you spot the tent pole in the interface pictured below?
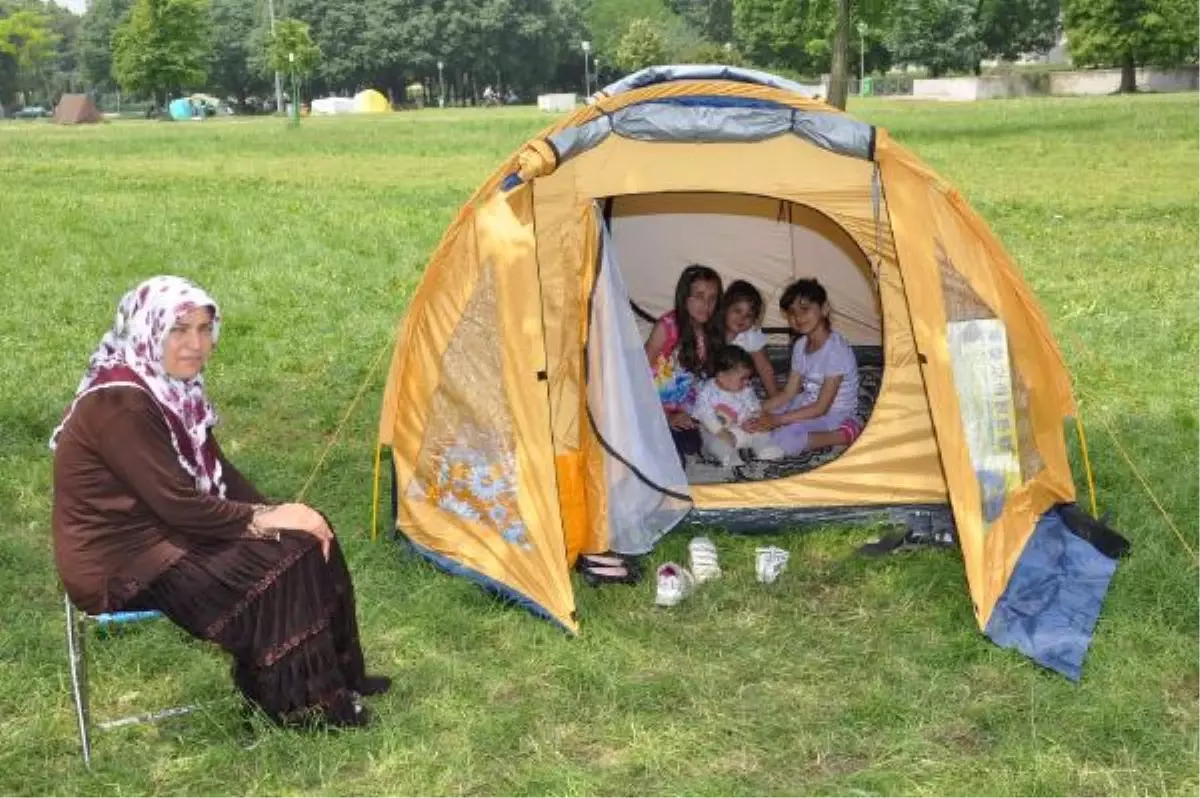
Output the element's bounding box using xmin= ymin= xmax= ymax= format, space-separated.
xmin=1074 ymin=412 xmax=1098 ymax=518
xmin=371 ymin=443 xmax=383 ymax=542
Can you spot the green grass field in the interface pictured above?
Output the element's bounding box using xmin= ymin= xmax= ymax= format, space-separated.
xmin=1 ymin=95 xmax=1196 ymax=796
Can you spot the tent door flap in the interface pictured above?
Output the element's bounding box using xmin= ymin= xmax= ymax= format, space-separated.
xmin=585 ymin=204 xmax=692 ymax=555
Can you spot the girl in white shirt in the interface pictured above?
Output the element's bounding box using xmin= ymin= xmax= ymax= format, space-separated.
xmin=720 ymin=280 xmax=780 ymax=398
xmin=749 ymin=279 xmax=863 ymax=455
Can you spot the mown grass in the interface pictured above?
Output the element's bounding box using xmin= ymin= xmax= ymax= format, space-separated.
xmin=0 ymin=96 xmax=1195 ymax=796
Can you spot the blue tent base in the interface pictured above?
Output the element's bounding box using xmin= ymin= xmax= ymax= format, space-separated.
xmin=985 ymin=505 xmax=1122 ymax=681
xmin=401 ymin=536 xmax=576 ymax=635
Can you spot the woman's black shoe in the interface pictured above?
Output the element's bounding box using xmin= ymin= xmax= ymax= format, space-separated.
xmin=357 ymin=675 xmax=393 ymax=697
xmin=576 ymin=554 xmax=642 ymax=587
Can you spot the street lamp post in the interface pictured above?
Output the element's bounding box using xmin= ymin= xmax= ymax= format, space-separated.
xmin=581 ymin=40 xmax=591 ymax=99
xmin=437 ymin=60 xmax=445 ymax=107
xmin=288 ymin=52 xmax=300 ymax=127
xmin=267 ymin=0 xmax=284 ymax=114
xmin=856 ymin=22 xmax=868 ymax=96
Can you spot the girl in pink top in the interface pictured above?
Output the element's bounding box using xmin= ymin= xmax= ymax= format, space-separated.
xmin=644 ymin=265 xmax=724 ymax=464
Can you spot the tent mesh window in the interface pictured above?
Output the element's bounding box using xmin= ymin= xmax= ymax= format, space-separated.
xmin=1011 ymin=370 xmax=1044 ymax=481
xmin=938 ymin=249 xmax=1044 ymax=521
xmin=406 ymin=264 xmax=533 ymax=550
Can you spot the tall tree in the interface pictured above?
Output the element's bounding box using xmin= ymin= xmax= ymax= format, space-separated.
xmin=112 ymin=0 xmax=212 ymax=105
xmin=685 ymin=39 xmax=744 ymax=63
xmin=1063 ymin=0 xmax=1199 ymax=92
xmin=39 ymin=1 xmax=79 ymax=98
xmin=538 ymin=0 xmax=590 ymax=91
xmin=887 ymin=0 xmax=983 ymax=77
xmin=285 ymin=0 xmax=582 ymax=102
xmin=976 ymin=0 xmax=1061 ymax=63
xmin=732 ymin=0 xmax=807 ymax=70
xmin=286 ymin=0 xmax=372 ymax=92
xmin=826 ymin=0 xmax=850 ymax=107
xmin=702 ymin=0 xmax=735 ymax=43
xmin=614 ymin=16 xmax=669 ymax=71
xmin=266 ymin=17 xmax=319 ymax=76
xmin=588 ymin=0 xmax=677 ymax=58
xmin=77 ymin=0 xmax=132 ymax=93
xmin=207 ymin=0 xmax=265 ymax=104
xmin=664 ymin=0 xmax=735 ymax=43
xmin=261 ymin=16 xmax=319 ymax=107
xmin=0 ymin=4 xmax=61 ymax=105
xmin=665 ymin=0 xmax=706 ymax=31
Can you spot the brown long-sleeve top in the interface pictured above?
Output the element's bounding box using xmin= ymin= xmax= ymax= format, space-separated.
xmin=52 ymin=386 xmax=270 ymax=614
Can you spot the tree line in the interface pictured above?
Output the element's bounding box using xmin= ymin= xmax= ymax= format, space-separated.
xmin=2 ymin=0 xmax=1196 ymax=111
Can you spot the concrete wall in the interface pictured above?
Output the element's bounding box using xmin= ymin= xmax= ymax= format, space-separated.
xmin=912 ymin=67 xmax=1198 ymax=100
xmin=911 ymin=77 xmax=980 ymax=101
xmin=912 ymin=75 xmax=1042 ymax=100
xmin=537 ymin=93 xmax=577 ymax=112
xmin=1049 ymin=66 xmax=1199 ymax=95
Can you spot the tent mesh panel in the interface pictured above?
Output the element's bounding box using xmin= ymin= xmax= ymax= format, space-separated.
xmin=939 ymin=255 xmax=993 ymax=321
xmin=407 ymin=264 xmax=533 ymax=549
xmin=1012 ymin=370 xmax=1044 ymax=481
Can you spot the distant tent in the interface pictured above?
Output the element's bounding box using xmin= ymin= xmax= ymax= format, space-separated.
xmin=52 ymin=94 xmax=102 ymax=125
xmin=189 ymin=93 xmax=226 ymax=115
xmin=168 ymin=98 xmax=197 ymax=121
xmin=353 ymin=89 xmax=389 ymax=114
xmin=312 ymin=96 xmax=356 ymax=115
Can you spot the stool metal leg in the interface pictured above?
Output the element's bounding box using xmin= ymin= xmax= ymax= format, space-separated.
xmin=65 ymin=598 xmax=200 ymax=769
xmin=64 ymin=595 xmax=92 ymax=770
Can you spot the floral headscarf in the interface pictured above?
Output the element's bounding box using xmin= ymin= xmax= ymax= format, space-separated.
xmin=49 ymin=276 xmax=226 ymax=496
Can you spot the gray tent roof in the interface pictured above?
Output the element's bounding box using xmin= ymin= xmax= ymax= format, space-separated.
xmin=597 ymin=64 xmax=815 ymax=98
xmin=501 ymin=66 xmax=875 ymax=191
xmin=546 ymin=101 xmax=874 ymax=163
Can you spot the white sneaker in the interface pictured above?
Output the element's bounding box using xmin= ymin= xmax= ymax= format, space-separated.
xmin=755 ymin=444 xmax=785 ymax=461
xmin=687 ymin=536 xmax=722 ymax=583
xmin=655 ymin=562 xmax=694 ymax=607
xmin=755 ymin=546 xmax=790 ymax=583
xmin=721 ymin=452 xmax=746 ymax=467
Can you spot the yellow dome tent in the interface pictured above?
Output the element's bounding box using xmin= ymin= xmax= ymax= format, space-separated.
xmin=376 ymin=66 xmax=1125 ymax=680
xmin=353 ymin=88 xmax=390 ymax=114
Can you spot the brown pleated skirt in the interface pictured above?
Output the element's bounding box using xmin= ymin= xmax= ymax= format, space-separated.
xmin=124 ymin=532 xmax=368 ymax=724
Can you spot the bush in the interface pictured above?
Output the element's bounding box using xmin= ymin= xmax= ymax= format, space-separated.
xmin=685 ymin=41 xmax=745 ymax=67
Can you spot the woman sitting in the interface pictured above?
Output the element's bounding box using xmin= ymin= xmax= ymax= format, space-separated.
xmin=50 ymin=275 xmax=388 ymax=729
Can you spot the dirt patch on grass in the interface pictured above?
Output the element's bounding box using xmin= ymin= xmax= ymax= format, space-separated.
xmin=1165 ymin=670 xmax=1199 ymax=727
xmin=572 ymin=739 xmax=627 ymax=769
xmin=929 ymin=719 xmax=991 ymax=754
xmin=801 ymin=749 xmax=869 ymax=779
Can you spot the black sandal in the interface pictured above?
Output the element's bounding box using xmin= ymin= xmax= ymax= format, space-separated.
xmin=578 ymin=552 xmax=628 ymax=569
xmin=576 ymin=554 xmax=643 ymax=587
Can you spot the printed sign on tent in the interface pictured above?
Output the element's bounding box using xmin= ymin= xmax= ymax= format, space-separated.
xmin=946 ymin=318 xmax=1021 ymax=523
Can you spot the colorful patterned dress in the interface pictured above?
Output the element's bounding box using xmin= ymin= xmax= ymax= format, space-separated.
xmin=651 ymin=311 xmax=707 ymax=415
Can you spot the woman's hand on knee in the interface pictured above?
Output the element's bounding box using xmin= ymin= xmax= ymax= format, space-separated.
xmin=258 ymin=503 xmax=334 ymax=560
